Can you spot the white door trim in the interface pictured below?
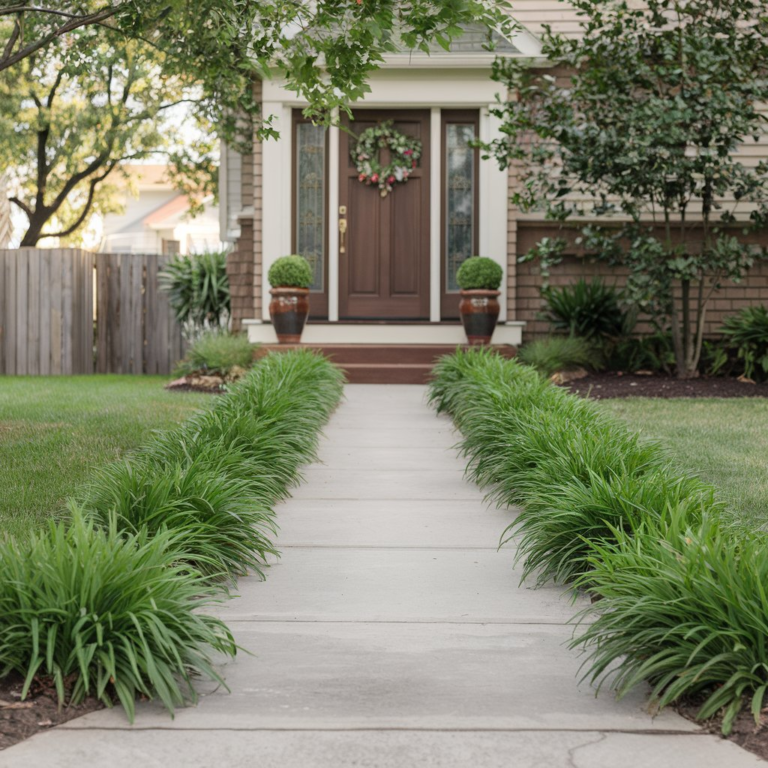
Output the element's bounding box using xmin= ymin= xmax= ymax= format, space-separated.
xmin=260 ymin=71 xmax=509 ymax=323
xmin=429 ymin=107 xmax=442 ymax=322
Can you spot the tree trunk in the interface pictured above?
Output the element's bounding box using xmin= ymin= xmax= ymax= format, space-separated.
xmin=19 ymin=210 xmax=50 ymax=246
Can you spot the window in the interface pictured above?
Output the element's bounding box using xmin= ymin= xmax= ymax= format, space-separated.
xmin=445 ymin=123 xmax=476 ymax=293
xmin=295 ymin=122 xmax=326 ymax=292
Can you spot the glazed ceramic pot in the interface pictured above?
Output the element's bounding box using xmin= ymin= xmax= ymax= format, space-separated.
xmin=458 ymin=289 xmax=501 ymax=345
xmin=269 ymin=287 xmax=310 ymax=343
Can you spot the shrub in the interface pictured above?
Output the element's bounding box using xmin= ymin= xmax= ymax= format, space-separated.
xmin=428 ymin=347 xmax=764 ymax=732
xmin=79 ymin=350 xmax=345 ymax=581
xmin=542 ymin=279 xmax=626 ymax=341
xmin=0 ymin=510 xmax=236 ymax=722
xmin=174 ymin=330 xmax=255 ymax=377
xmin=517 ymin=335 xmax=597 ymax=377
xmin=268 ymin=255 xmax=314 ymax=288
xmin=574 ymin=511 xmax=768 ymax=735
xmin=722 ymin=305 xmax=768 ymax=381
xmin=456 ymin=256 xmax=503 ymax=291
xmin=608 ymin=330 xmax=676 ymax=374
xmin=159 ymin=251 xmax=230 ymax=331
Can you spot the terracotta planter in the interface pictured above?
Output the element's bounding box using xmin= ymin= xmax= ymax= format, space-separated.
xmin=269 ymin=287 xmax=310 ymax=343
xmin=459 ymin=289 xmax=501 ymax=346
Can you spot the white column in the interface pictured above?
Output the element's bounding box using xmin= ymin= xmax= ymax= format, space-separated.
xmin=429 ymin=108 xmax=442 ymax=322
xmin=261 ymin=102 xmax=292 ymax=320
xmin=328 ymin=119 xmax=340 ymax=322
xmin=479 ymin=106 xmax=509 ymax=322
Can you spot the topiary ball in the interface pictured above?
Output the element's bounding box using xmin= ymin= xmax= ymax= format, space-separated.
xmin=268 ymin=255 xmax=314 ymax=289
xmin=456 ymin=257 xmax=503 ymax=291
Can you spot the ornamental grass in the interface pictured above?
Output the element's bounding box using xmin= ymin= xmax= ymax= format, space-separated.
xmin=0 ymin=510 xmax=236 ymax=722
xmin=428 ymin=346 xmax=765 ymax=733
xmin=2 ymin=349 xmax=344 ymax=721
xmin=77 ymin=349 xmax=344 ymax=581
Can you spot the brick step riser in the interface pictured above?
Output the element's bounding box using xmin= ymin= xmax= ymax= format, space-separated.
xmin=259 ymin=344 xmax=516 ymax=366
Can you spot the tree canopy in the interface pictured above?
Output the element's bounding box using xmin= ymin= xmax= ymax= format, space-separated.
xmin=1 ymin=1 xmax=516 ymax=146
xmin=486 ymin=0 xmax=768 ymax=378
xmin=0 ymin=27 xmax=215 ymax=246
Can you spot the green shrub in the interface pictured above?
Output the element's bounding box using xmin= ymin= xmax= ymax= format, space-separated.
xmin=268 ymin=255 xmax=314 ymax=288
xmin=542 ymin=279 xmax=626 ymax=341
xmin=574 ymin=511 xmax=768 ymax=735
xmin=428 ymin=347 xmax=764 ymax=732
xmin=159 ymin=251 xmax=230 ymax=331
xmin=608 ymin=330 xmax=676 ymax=374
xmin=518 ymin=335 xmax=598 ymax=377
xmin=79 ymin=350 xmax=345 ymax=581
xmin=174 ymin=330 xmax=255 ymax=376
xmin=0 ymin=510 xmax=236 ymax=722
xmin=722 ymin=305 xmax=768 ymax=381
xmin=456 ymin=256 xmax=503 ymax=291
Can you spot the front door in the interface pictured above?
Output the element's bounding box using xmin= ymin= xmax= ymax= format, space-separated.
xmin=339 ymin=110 xmax=431 ymax=319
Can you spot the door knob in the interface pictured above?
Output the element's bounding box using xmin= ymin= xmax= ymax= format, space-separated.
xmin=339 ymin=217 xmax=347 ymax=254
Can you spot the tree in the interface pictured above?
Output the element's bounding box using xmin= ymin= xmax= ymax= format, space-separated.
xmin=0 ymin=27 xmax=215 ymax=246
xmin=485 ymin=0 xmax=768 ymax=378
xmin=1 ymin=1 xmax=516 ymax=145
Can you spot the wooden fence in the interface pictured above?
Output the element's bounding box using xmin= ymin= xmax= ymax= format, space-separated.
xmin=0 ymin=249 xmax=185 ymax=375
xmin=95 ymin=253 xmax=185 ymax=374
xmin=1 ymin=248 xmax=94 ymax=375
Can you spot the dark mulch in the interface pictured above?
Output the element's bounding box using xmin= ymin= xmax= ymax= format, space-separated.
xmin=564 ymin=372 xmax=768 ymax=399
xmin=675 ymin=698 xmax=768 ymax=763
xmin=0 ymin=672 xmax=103 ymax=751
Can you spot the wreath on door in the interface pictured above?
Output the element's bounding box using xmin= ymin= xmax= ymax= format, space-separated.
xmin=352 ymin=121 xmax=422 ymax=197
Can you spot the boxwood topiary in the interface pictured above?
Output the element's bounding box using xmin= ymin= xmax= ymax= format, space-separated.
xmin=268 ymin=255 xmax=314 ymax=288
xmin=456 ymin=256 xmax=503 ymax=291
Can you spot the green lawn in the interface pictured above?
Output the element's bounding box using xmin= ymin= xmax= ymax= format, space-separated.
xmin=601 ymin=398 xmax=768 ymax=531
xmin=0 ymin=377 xmax=210 ymax=539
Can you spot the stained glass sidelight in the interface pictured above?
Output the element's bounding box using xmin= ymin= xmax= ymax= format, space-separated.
xmin=295 ymin=123 xmax=326 ymax=291
xmin=445 ymin=124 xmax=476 ymax=292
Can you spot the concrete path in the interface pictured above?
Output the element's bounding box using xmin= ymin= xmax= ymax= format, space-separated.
xmin=1 ymin=385 xmax=762 ymax=767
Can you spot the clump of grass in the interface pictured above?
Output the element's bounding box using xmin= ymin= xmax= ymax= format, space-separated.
xmin=574 ymin=511 xmax=768 ymax=735
xmin=0 ymin=509 xmax=236 ymax=723
xmin=428 ymin=346 xmax=764 ymax=732
xmin=78 ymin=350 xmax=345 ymax=581
xmin=518 ymin=335 xmax=598 ymax=377
xmin=174 ymin=330 xmax=255 ymax=377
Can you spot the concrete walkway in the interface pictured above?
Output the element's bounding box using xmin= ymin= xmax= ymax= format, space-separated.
xmin=1 ymin=385 xmax=762 ymax=767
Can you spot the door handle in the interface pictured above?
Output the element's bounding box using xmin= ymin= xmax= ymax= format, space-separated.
xmin=339 ymin=217 xmax=347 ymax=254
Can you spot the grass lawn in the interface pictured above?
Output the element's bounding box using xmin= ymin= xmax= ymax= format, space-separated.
xmin=602 ymin=398 xmax=768 ymax=531
xmin=0 ymin=376 xmax=210 ymax=540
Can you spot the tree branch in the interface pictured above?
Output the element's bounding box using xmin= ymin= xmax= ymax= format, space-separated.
xmin=0 ymin=7 xmax=118 ymax=71
xmin=43 ymin=162 xmax=118 ymax=239
xmin=9 ymin=195 xmax=32 ymax=217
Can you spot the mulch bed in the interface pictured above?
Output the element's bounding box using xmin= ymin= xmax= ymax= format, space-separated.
xmin=0 ymin=672 xmax=103 ymax=752
xmin=675 ymin=698 xmax=768 ymax=763
xmin=564 ymin=372 xmax=768 ymax=399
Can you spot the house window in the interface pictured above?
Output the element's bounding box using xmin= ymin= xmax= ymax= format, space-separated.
xmin=295 ymin=122 xmax=326 ymax=291
xmin=445 ymin=123 xmax=476 ymax=293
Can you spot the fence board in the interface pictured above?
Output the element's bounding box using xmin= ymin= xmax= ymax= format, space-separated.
xmin=39 ymin=250 xmax=51 ymax=375
xmin=3 ymin=250 xmax=16 ymax=374
xmin=50 ymin=251 xmax=62 ymax=375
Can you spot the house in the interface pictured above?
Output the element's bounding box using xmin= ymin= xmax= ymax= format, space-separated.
xmin=220 ymin=2 xmax=768 ymax=356
xmin=100 ymin=164 xmax=221 ymax=255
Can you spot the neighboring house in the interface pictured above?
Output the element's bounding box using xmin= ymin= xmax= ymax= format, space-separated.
xmin=100 ymin=164 xmax=221 ymax=255
xmin=221 ymin=2 xmax=768 ymax=344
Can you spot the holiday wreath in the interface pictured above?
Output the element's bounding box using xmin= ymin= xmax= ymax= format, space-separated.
xmin=353 ymin=121 xmax=422 ymax=197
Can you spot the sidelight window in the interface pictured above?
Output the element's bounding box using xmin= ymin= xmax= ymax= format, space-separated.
xmin=445 ymin=123 xmax=476 ymax=292
xmin=295 ymin=122 xmax=326 ymax=291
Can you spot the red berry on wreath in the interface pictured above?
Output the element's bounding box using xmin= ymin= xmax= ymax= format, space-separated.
xmin=371 ymin=173 xmax=379 ymax=183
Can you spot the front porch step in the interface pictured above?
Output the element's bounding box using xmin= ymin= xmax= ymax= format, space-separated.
xmin=243 ymin=320 xmax=524 ymax=347
xmin=256 ymin=344 xmax=516 ymax=384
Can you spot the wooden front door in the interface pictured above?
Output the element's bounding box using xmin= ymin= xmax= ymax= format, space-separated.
xmin=339 ymin=110 xmax=431 ymax=319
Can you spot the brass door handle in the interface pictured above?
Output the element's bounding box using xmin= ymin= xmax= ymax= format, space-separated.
xmin=339 ymin=218 xmax=347 ymax=254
